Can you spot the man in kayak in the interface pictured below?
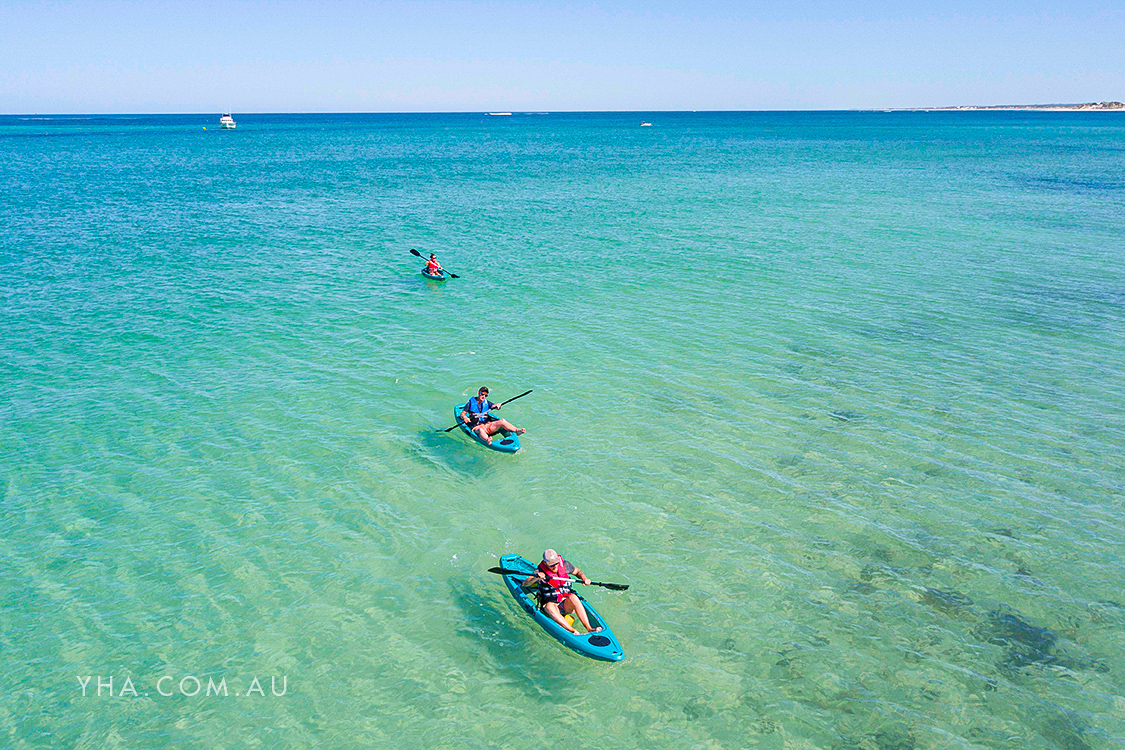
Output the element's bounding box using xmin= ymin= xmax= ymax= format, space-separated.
xmin=424 ymin=253 xmax=444 ymax=276
xmin=460 ymin=386 xmax=525 ymax=446
xmin=522 ymin=549 xmax=603 ymax=635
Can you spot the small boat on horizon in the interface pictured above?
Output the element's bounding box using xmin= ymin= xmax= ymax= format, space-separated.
xmin=640 ymin=121 xmax=652 ymax=127
xmin=487 ymin=112 xmax=513 ymax=116
xmin=220 ymin=113 xmax=236 ymax=129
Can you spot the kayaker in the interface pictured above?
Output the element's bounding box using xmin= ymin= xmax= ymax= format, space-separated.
xmin=424 ymin=253 xmax=444 ymax=276
xmin=522 ymin=549 xmax=603 ymax=635
xmin=459 ymin=387 xmax=525 ymax=446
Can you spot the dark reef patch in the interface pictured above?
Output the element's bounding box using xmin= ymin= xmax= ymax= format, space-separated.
xmin=836 ymin=723 xmax=916 ymax=750
xmin=980 ymin=611 xmax=1061 ymax=671
xmin=850 ymin=581 xmax=877 ymax=596
xmin=921 ymin=587 xmax=974 ymax=613
xmin=682 ymin=697 xmax=714 ymax=721
xmin=860 ymin=562 xmax=908 ymax=583
xmin=1040 ymin=711 xmax=1092 ymax=750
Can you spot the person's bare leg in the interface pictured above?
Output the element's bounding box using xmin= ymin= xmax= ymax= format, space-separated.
xmin=542 ymin=601 xmax=579 ymax=634
xmin=491 ymin=418 xmax=525 ymax=435
xmin=563 ymin=594 xmax=601 ymax=632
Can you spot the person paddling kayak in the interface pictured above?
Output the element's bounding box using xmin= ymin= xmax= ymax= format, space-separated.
xmin=459 ymin=386 xmax=525 ymax=446
xmin=522 ymin=549 xmax=603 ymax=635
xmin=424 ymin=253 xmax=445 ymax=276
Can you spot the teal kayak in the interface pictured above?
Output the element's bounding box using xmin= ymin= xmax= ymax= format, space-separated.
xmin=421 ymin=267 xmax=446 ymax=280
xmin=498 ymin=554 xmax=624 ymax=662
xmin=454 ymin=404 xmax=520 ymax=453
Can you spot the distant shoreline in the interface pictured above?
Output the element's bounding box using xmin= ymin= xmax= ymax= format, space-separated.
xmin=883 ymin=101 xmax=1123 ymax=112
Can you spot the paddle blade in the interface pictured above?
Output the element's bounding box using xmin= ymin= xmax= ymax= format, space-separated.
xmin=487 ymin=567 xmax=524 ymax=576
xmin=582 ymin=580 xmax=629 ymax=591
xmin=410 ymin=248 xmax=423 ymax=257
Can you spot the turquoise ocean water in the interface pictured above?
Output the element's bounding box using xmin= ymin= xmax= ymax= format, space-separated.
xmin=1 ymin=111 xmax=1123 ymax=748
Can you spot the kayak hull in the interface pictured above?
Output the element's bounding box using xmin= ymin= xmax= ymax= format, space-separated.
xmin=498 ymin=554 xmax=624 ymax=662
xmin=454 ymin=404 xmax=520 ymax=453
xmin=422 ymin=268 xmax=446 ymax=280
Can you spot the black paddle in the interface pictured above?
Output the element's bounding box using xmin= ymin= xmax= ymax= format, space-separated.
xmin=487 ymin=567 xmax=630 ymax=591
xmin=440 ymin=389 xmax=533 ymax=433
xmin=411 ymin=248 xmax=459 ymax=278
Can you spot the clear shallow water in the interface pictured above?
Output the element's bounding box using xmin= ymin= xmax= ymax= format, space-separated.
xmin=1 ymin=111 xmax=1124 ymax=748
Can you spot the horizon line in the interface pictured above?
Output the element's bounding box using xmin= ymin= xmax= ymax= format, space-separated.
xmin=4 ymin=104 xmax=1123 ymax=117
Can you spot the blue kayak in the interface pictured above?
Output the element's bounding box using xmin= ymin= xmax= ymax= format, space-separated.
xmin=421 ymin=267 xmax=446 ymax=280
xmin=498 ymin=554 xmax=624 ymax=662
xmin=454 ymin=404 xmax=520 ymax=453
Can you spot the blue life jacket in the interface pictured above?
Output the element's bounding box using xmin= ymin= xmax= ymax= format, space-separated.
xmin=464 ymin=398 xmax=494 ymax=424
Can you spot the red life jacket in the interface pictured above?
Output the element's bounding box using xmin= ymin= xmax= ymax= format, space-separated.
xmin=536 ymin=559 xmax=573 ymax=604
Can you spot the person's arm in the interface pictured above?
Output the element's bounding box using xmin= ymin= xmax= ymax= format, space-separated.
xmin=522 ymin=571 xmax=545 ymax=588
xmin=572 ymin=566 xmax=591 ymax=586
xmin=460 ymin=407 xmax=471 ymax=424
xmin=491 ymin=400 xmax=501 ymax=411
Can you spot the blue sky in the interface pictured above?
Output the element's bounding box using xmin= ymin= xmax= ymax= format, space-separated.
xmin=1 ymin=0 xmax=1122 ymax=112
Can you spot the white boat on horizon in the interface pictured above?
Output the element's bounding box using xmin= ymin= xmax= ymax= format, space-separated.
xmin=220 ymin=113 xmax=236 ymax=129
xmin=487 ymin=112 xmax=512 ymax=116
